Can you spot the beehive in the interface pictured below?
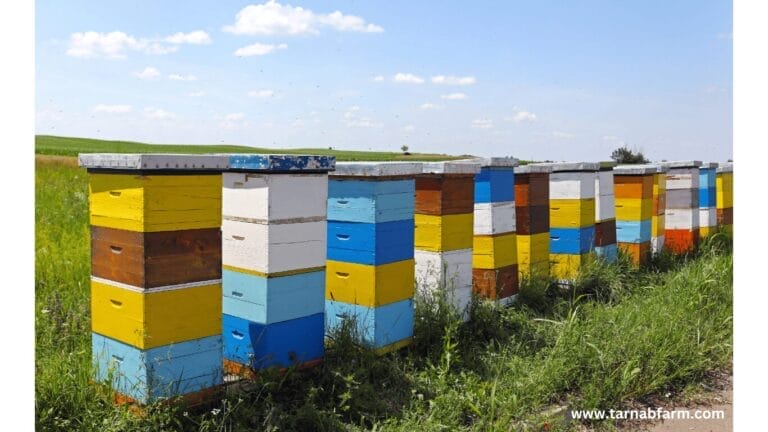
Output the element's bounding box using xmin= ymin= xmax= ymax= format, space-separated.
xmin=716 ymin=162 xmax=733 ymax=234
xmin=324 ymin=162 xmax=421 ymax=353
xmin=221 ymin=155 xmax=335 ymax=374
xmin=415 ymin=162 xmax=480 ymax=320
xmin=613 ymin=165 xmax=657 ymax=266
xmin=660 ymin=161 xmax=702 ymax=254
xmin=651 ymin=165 xmax=668 ymax=254
xmin=514 ymin=164 xmax=552 ymax=279
xmin=545 ymin=162 xmax=599 ymax=280
xmin=698 ymin=163 xmax=718 ymax=238
xmin=594 ymin=163 xmax=617 ymax=262
xmin=80 ymin=153 xmax=228 ymax=405
xmin=467 ymin=158 xmax=519 ymax=305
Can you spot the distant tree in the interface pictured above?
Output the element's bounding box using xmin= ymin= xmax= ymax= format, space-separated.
xmin=401 ymin=145 xmax=410 ymax=155
xmin=610 ymin=145 xmax=649 ymax=164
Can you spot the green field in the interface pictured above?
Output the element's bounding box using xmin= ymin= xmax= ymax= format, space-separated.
xmin=35 ymin=155 xmax=732 ymax=431
xmin=35 ymin=135 xmax=471 ymax=162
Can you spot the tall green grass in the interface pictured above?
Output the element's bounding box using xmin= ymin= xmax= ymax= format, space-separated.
xmin=35 ymin=158 xmax=732 ymax=431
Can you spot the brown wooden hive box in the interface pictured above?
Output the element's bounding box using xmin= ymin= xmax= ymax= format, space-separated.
xmin=594 ymin=219 xmax=617 ymax=247
xmin=472 ymin=265 xmax=519 ymax=300
xmin=91 ymin=226 xmax=222 ymax=288
xmin=514 ymin=173 xmax=549 ymax=207
xmin=515 ymin=204 xmax=549 ymax=235
xmin=415 ymin=174 xmax=475 ymax=215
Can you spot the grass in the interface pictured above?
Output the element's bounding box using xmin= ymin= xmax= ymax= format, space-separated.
xmin=35 ymin=157 xmax=732 ymax=431
xmin=35 ymin=135 xmax=469 ymax=162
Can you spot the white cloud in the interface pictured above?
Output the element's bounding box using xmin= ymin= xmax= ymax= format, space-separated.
xmin=394 ymin=73 xmax=424 ymax=84
xmin=510 ymin=110 xmax=537 ymax=123
xmin=248 ymin=89 xmax=275 ymax=98
xmin=291 ymin=118 xmax=305 ymax=127
xmin=225 ymin=113 xmax=245 ymax=121
xmin=165 ymin=30 xmax=212 ymax=45
xmin=602 ymin=135 xmax=620 ymax=141
xmin=472 ymin=118 xmax=493 ymax=129
xmin=431 ymin=75 xmax=476 ymax=86
xmin=188 ymin=91 xmax=206 ymax=97
xmin=441 ymin=92 xmax=468 ymax=100
xmin=144 ymin=107 xmax=175 ymax=120
xmin=343 ymin=106 xmax=382 ymax=128
xmin=234 ymin=42 xmax=287 ymax=57
xmin=419 ymin=103 xmax=444 ymax=110
xmin=223 ymin=1 xmax=383 ymax=36
xmin=134 ymin=67 xmax=160 ymax=79
xmin=168 ymin=74 xmax=198 ymax=81
xmin=66 ymin=31 xmax=180 ymax=59
xmin=550 ymin=131 xmax=574 ymax=139
xmin=403 ymin=125 xmax=415 ymax=132
xmin=220 ymin=113 xmax=247 ymax=130
xmin=372 ymin=75 xmax=385 ymax=82
xmin=92 ymin=104 xmax=132 ymax=113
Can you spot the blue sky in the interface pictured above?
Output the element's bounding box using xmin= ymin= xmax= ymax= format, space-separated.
xmin=35 ymin=0 xmax=732 ymax=161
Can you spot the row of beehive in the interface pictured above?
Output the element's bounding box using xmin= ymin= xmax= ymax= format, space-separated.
xmin=80 ymin=154 xmax=732 ymax=404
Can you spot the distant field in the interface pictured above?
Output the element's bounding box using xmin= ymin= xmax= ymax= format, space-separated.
xmin=35 ymin=135 xmax=469 ymax=162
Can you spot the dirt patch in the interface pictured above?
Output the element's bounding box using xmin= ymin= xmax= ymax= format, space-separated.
xmin=35 ymin=154 xmax=78 ymax=166
xmin=618 ymin=370 xmax=732 ymax=432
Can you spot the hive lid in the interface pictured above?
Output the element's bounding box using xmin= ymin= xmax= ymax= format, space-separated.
xmin=538 ymin=162 xmax=600 ymax=172
xmin=514 ymin=163 xmax=553 ymax=174
xmin=226 ymin=154 xmax=335 ymax=172
xmin=456 ymin=157 xmax=519 ymax=168
xmin=420 ymin=161 xmax=480 ymax=174
xmin=658 ymin=160 xmax=702 ymax=168
xmin=699 ymin=162 xmax=718 ymax=169
xmin=716 ymin=162 xmax=733 ymax=173
xmin=613 ymin=164 xmax=658 ymax=175
xmin=330 ymin=162 xmax=423 ymax=177
xmin=78 ymin=153 xmax=229 ymax=170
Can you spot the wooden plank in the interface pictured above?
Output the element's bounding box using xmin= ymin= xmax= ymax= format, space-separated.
xmin=651 ymin=214 xmax=666 ymax=237
xmin=616 ymin=220 xmax=652 ymax=243
xmin=618 ymin=241 xmax=651 ymax=266
xmin=414 ymin=248 xmax=472 ymax=295
xmin=665 ymin=228 xmax=700 ymax=254
xmin=227 ymin=154 xmax=335 ymax=172
xmin=415 ymin=175 xmax=475 ymax=215
xmin=666 ymin=189 xmax=698 ymax=209
xmin=549 ymin=171 xmax=596 ymax=199
xmin=594 ymin=219 xmax=617 ymax=247
xmin=665 ymin=169 xmax=700 ymax=190
xmin=474 ymin=167 xmax=515 ymax=203
xmin=699 ymin=208 xmax=717 ymax=228
xmin=91 ymin=226 xmax=221 ymax=288
xmin=550 ymin=227 xmax=596 ymax=254
xmin=550 ymin=253 xmax=594 ymax=280
xmin=325 ymin=259 xmax=414 ymax=307
xmin=327 ymin=179 xmax=415 ymax=224
xmin=91 ymin=280 xmax=221 ymax=349
xmin=595 ymin=192 xmax=616 ymax=222
xmin=327 ymin=219 xmax=414 ymax=265
xmin=615 ymin=198 xmax=654 ymax=221
xmin=613 ymin=175 xmax=654 ymax=199
xmin=514 ymin=172 xmax=549 ymax=207
xmin=79 ymin=153 xmax=229 ymax=171
xmin=516 ymin=233 xmax=550 ymax=265
xmin=665 ymin=208 xmax=700 ymax=229
xmin=717 ymin=207 xmax=733 ymax=225
xmin=594 ymin=244 xmax=618 ymax=262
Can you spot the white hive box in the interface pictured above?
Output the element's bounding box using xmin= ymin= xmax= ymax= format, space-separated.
xmin=595 ymin=193 xmax=616 ymax=222
xmin=665 ymin=208 xmax=700 ymax=230
xmin=223 ymin=173 xmax=328 ymax=222
xmin=549 ymin=172 xmax=597 ymax=199
xmin=473 ymin=202 xmax=516 ymax=235
xmin=222 ymin=219 xmax=326 ymax=274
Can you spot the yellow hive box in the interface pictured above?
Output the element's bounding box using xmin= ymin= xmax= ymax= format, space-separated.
xmin=518 ymin=260 xmax=549 ymax=280
xmin=326 ymin=259 xmax=414 ymax=307
xmin=549 ymin=199 xmax=595 ymax=229
xmin=699 ymin=225 xmax=718 ymax=238
xmin=516 ymin=233 xmax=550 ymax=265
xmin=89 ymin=174 xmax=222 ymax=232
xmin=473 ymin=232 xmax=517 ymax=269
xmin=91 ymin=279 xmax=221 ymax=349
xmin=651 ymin=214 xmax=665 ymax=237
xmin=652 ymin=173 xmax=666 ymax=194
xmin=414 ymin=213 xmax=473 ymax=252
xmin=716 ymin=173 xmax=733 ymax=209
xmin=615 ymin=198 xmax=653 ymax=221
xmin=550 ymin=253 xmax=593 ymax=280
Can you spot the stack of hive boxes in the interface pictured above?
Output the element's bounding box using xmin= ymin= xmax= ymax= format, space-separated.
xmin=414 ymin=162 xmax=480 ymax=319
xmin=662 ymin=161 xmax=702 ymax=254
xmin=716 ymin=162 xmax=733 ymax=234
xmin=325 ymin=162 xmax=421 ymax=353
xmin=80 ymin=154 xmax=227 ymax=405
xmin=547 ymin=162 xmax=599 ymax=280
xmin=651 ymin=166 xmax=668 ymax=254
xmin=221 ymin=155 xmax=335 ymax=376
xmin=471 ymin=157 xmax=519 ymax=306
xmin=594 ymin=164 xmax=617 ymax=262
xmin=698 ymin=163 xmax=718 ymax=238
xmin=613 ymin=165 xmax=656 ymax=266
xmin=514 ymin=164 xmax=552 ymax=280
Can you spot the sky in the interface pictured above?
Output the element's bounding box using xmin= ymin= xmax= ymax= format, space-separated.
xmin=35 ymin=0 xmax=733 ymax=161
